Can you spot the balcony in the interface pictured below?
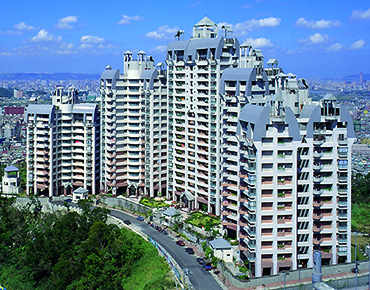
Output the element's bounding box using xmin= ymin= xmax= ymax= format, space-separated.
xmin=313 ymin=226 xmax=323 ymax=232
xmin=338 ymin=238 xmax=347 ymax=244
xmin=313 ymin=201 xmax=323 ymax=208
xmin=313 ymin=213 xmax=323 ymax=220
xmin=313 ymin=238 xmax=323 ymax=245
xmin=313 ymin=164 xmax=323 ymax=170
xmin=338 ymin=138 xmax=347 ymax=145
xmin=313 ymin=189 xmax=323 ymax=196
xmin=261 ymin=258 xmax=273 ymax=268
xmin=313 ymin=176 xmax=324 ymax=183
xmin=338 ymin=212 xmax=347 ymax=219
xmin=277 ymin=258 xmax=292 ymax=268
xmin=313 ymin=139 xmax=325 ymax=146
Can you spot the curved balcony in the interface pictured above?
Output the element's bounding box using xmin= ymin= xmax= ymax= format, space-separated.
xmin=313 ymin=238 xmax=323 ymax=245
xmin=313 ymin=139 xmax=325 ymax=146
xmin=313 ymin=226 xmax=323 ymax=232
xmin=313 ymin=164 xmax=323 ymax=170
xmin=313 ymin=176 xmax=324 ymax=183
xmin=313 ymin=189 xmax=323 ymax=196
xmin=313 ymin=213 xmax=323 ymax=220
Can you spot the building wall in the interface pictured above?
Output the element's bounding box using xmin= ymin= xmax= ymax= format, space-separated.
xmin=26 ymin=87 xmax=100 ymax=196
xmin=100 ymin=53 xmax=168 ymax=197
xmin=97 ymin=17 xmax=355 ymax=278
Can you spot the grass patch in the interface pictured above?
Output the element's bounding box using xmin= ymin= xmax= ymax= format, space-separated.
xmin=351 ymin=246 xmax=368 ymax=261
xmin=139 ymin=196 xmax=170 ymax=208
xmin=351 ymin=234 xmax=369 ymax=261
xmin=185 ymin=211 xmax=220 ymax=229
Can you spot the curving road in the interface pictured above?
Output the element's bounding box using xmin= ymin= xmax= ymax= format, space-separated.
xmin=52 ymin=201 xmax=223 ymax=290
xmin=109 ymin=209 xmax=223 ymax=290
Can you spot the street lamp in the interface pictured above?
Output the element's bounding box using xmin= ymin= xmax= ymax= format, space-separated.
xmin=355 ymin=229 xmax=358 ymax=290
xmin=368 ymin=243 xmax=370 ymax=290
xmin=281 ymin=270 xmax=289 ymax=290
xmin=297 ymin=251 xmax=301 ymax=283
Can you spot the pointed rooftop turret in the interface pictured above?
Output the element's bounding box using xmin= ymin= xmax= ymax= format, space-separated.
xmin=193 ymin=16 xmax=218 ymax=39
xmin=195 ymin=16 xmax=216 ymax=27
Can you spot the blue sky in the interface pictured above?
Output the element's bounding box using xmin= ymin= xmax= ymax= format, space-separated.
xmin=1 ymin=0 xmax=370 ymax=79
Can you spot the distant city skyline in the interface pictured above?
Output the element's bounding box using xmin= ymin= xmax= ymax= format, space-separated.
xmin=1 ymin=0 xmax=370 ymax=78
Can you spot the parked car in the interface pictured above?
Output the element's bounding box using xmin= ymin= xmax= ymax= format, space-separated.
xmin=123 ymin=220 xmax=131 ymax=225
xmin=196 ymin=257 xmax=204 ymax=264
xmin=185 ymin=248 xmax=194 ymax=254
xmin=137 ymin=216 xmax=144 ymax=221
xmin=176 ymin=240 xmax=185 ymax=246
xmin=204 ymin=264 xmax=212 ymax=271
xmin=64 ymin=198 xmax=72 ymax=203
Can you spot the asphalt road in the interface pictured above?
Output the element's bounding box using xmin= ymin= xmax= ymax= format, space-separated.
xmin=52 ymin=201 xmax=223 ymax=290
xmin=109 ymin=209 xmax=223 ymax=290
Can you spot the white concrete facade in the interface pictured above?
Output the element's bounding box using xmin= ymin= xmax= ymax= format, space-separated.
xmin=100 ymin=52 xmax=168 ymax=197
xmin=166 ymin=17 xmax=239 ymax=215
xmin=2 ymin=165 xmax=21 ymax=194
xmin=26 ymin=87 xmax=100 ymax=196
xmin=97 ymin=17 xmax=355 ymax=278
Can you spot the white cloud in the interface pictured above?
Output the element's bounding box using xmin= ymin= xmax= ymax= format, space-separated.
xmin=80 ymin=43 xmax=93 ymax=49
xmin=219 ymin=17 xmax=281 ymax=36
xmin=350 ymin=39 xmax=365 ymax=50
xmin=80 ymin=35 xmax=105 ymax=44
xmin=258 ymin=17 xmax=281 ymax=27
xmin=295 ymin=17 xmax=341 ymax=29
xmin=0 ymin=51 xmax=13 ymax=56
xmin=56 ymin=49 xmax=76 ymax=55
xmin=98 ymin=43 xmax=115 ymax=49
xmin=59 ymin=42 xmax=74 ymax=50
xmin=14 ymin=22 xmax=35 ymax=30
xmin=244 ymin=37 xmax=273 ymax=48
xmin=30 ymin=29 xmax=56 ymax=42
xmin=117 ymin=15 xmax=143 ymax=25
xmin=0 ymin=30 xmax=21 ymax=35
xmin=351 ymin=8 xmax=370 ymax=20
xmin=299 ymin=33 xmax=328 ymax=45
xmin=151 ymin=45 xmax=167 ymax=53
xmin=327 ymin=43 xmax=343 ymax=51
xmin=145 ymin=25 xmax=180 ymax=40
xmin=79 ymin=35 xmax=115 ymax=51
xmin=56 ymin=16 xmax=77 ymax=29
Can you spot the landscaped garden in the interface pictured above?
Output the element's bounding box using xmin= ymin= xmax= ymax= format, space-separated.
xmin=139 ymin=196 xmax=170 ymax=208
xmin=185 ymin=211 xmax=220 ymax=229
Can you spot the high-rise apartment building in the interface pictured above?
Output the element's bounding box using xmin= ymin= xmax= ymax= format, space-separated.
xmin=234 ymin=91 xmax=354 ymax=276
xmin=166 ymin=17 xmax=240 ymax=215
xmin=100 ymin=52 xmax=168 ymax=197
xmin=26 ymin=87 xmax=100 ymax=196
xmin=100 ymin=17 xmax=354 ymax=277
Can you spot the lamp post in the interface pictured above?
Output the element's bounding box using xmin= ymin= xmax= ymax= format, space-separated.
xmin=298 ymin=251 xmax=301 ymax=283
xmin=368 ymin=244 xmax=370 ymax=290
xmin=355 ymin=230 xmax=358 ymax=290
xmin=283 ymin=271 xmax=287 ymax=290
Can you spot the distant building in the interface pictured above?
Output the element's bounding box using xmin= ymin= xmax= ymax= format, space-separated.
xmin=3 ymin=124 xmax=12 ymax=139
xmin=13 ymin=89 xmax=23 ymax=99
xmin=4 ymin=106 xmax=25 ymax=116
xmin=2 ymin=165 xmax=21 ymax=195
xmin=26 ymin=87 xmax=100 ymax=196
